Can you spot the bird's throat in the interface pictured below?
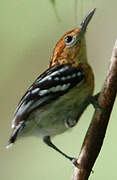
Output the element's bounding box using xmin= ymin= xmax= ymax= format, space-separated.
xmin=78 ymin=36 xmax=88 ymax=63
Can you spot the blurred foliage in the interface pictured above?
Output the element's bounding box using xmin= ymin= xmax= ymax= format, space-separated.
xmin=50 ymin=0 xmax=56 ymax=5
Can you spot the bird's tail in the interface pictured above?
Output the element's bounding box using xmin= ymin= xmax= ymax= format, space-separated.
xmin=6 ymin=121 xmax=25 ymax=149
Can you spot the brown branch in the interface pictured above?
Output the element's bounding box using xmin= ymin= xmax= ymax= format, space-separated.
xmin=72 ymin=39 xmax=117 ymax=180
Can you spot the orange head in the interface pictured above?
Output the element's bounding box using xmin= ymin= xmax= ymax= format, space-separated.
xmin=50 ymin=8 xmax=96 ymax=68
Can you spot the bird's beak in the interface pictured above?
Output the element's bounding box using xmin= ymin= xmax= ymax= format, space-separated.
xmin=80 ymin=8 xmax=96 ymax=32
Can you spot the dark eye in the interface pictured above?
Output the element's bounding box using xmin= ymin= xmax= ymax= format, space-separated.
xmin=64 ymin=35 xmax=77 ymax=46
xmin=65 ymin=36 xmax=73 ymax=44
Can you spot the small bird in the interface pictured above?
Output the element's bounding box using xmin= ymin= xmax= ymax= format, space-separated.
xmin=7 ymin=9 xmax=96 ymax=164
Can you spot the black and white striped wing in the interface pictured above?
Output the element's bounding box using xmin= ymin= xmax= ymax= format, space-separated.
xmin=9 ymin=64 xmax=85 ymax=144
xmin=13 ymin=64 xmax=85 ymax=127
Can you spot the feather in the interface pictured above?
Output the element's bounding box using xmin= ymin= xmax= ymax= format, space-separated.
xmin=11 ymin=64 xmax=85 ymax=141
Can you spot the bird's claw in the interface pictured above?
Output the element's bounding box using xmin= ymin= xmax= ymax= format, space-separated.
xmin=69 ymin=157 xmax=78 ymax=167
xmin=89 ymin=93 xmax=104 ymax=111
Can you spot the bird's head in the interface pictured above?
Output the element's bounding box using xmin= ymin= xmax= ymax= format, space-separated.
xmin=50 ymin=8 xmax=96 ymax=67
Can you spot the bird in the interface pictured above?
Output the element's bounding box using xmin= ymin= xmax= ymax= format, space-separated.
xmin=7 ymin=9 xmax=96 ymax=165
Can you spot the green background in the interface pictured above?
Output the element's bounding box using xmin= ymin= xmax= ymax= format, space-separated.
xmin=0 ymin=0 xmax=117 ymax=179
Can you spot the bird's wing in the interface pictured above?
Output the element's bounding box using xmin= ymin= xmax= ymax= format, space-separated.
xmin=8 ymin=64 xmax=85 ymax=145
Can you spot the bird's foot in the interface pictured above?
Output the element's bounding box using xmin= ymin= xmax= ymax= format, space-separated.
xmin=89 ymin=93 xmax=103 ymax=111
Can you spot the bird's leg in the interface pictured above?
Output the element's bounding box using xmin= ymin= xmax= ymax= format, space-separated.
xmin=88 ymin=92 xmax=102 ymax=110
xmin=43 ymin=136 xmax=77 ymax=166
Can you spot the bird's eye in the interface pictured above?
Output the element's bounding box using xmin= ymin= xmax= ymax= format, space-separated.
xmin=65 ymin=36 xmax=73 ymax=43
xmin=64 ymin=35 xmax=77 ymax=46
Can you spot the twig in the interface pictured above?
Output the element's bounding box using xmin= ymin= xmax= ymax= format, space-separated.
xmin=72 ymin=39 xmax=117 ymax=180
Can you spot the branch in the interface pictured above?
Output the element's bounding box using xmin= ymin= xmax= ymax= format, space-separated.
xmin=72 ymin=39 xmax=117 ymax=180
